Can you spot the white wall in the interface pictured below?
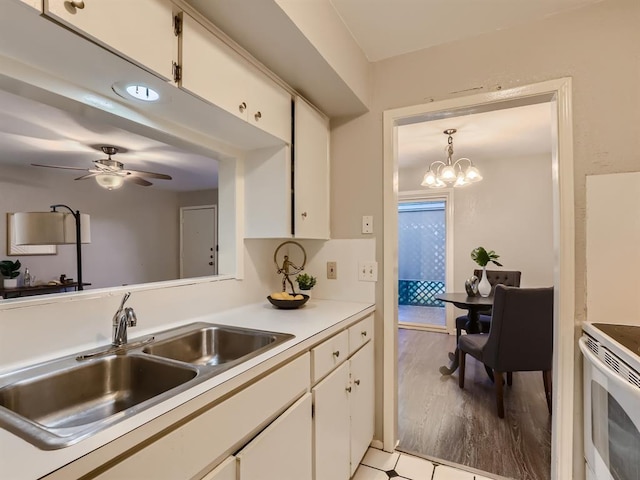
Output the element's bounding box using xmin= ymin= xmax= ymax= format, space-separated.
xmin=178 ymin=189 xmax=218 ymax=207
xmin=0 ymin=165 xmax=179 ymax=289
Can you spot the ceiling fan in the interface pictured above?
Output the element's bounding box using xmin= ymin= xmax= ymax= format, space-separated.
xmin=31 ymin=146 xmax=173 ymax=190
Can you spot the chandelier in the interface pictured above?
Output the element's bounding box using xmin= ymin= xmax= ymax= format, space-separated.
xmin=421 ymin=129 xmax=482 ymax=188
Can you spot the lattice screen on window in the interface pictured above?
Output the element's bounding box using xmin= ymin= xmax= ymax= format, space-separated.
xmin=398 ymin=205 xmax=446 ymax=306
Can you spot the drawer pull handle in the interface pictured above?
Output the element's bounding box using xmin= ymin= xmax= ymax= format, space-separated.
xmin=333 ymin=350 xmax=340 ymax=358
xmin=254 ymin=111 xmax=262 ymax=121
xmin=361 ymin=331 xmax=367 ymax=337
xmin=239 ymin=102 xmax=247 ymax=113
xmin=301 ymin=211 xmax=308 ymax=218
xmin=67 ymin=0 xmax=85 ymax=9
xmin=345 ymin=386 xmax=352 ymax=393
xmin=354 ymin=379 xmax=361 ymax=386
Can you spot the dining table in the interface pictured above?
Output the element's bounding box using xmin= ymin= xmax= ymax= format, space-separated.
xmin=436 ymin=293 xmax=494 ymax=376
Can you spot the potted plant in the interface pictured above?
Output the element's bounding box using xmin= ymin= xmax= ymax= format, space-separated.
xmin=295 ymin=273 xmax=317 ymax=297
xmin=470 ymin=247 xmax=502 ymax=297
xmin=0 ymin=259 xmax=21 ymax=288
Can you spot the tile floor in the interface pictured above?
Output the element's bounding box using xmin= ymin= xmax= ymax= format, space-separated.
xmin=354 ymin=447 xmax=495 ymax=480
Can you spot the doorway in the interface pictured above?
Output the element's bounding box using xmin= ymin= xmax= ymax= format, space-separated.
xmin=382 ymin=79 xmax=576 ymax=480
xmin=180 ymin=205 xmax=218 ymax=278
xmin=398 ymin=194 xmax=452 ymax=332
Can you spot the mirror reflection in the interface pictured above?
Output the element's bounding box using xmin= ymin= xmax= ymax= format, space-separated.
xmin=0 ymin=87 xmax=225 ymax=300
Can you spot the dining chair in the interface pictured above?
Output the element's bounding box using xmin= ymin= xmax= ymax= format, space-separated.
xmin=455 ymin=269 xmax=521 ymax=341
xmin=457 ymin=285 xmax=554 ymax=418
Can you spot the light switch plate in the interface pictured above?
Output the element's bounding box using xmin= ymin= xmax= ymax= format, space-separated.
xmin=327 ymin=261 xmax=337 ymax=279
xmin=358 ymin=261 xmax=378 ymax=282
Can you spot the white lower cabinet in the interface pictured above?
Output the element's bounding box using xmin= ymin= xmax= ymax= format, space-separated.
xmin=237 ymin=393 xmax=312 ymax=480
xmin=313 ymin=339 xmax=375 ymax=480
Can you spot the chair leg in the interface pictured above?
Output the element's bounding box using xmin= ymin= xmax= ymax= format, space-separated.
xmin=507 ymin=372 xmax=513 ymax=386
xmin=494 ymin=371 xmax=505 ymax=418
xmin=543 ymin=370 xmax=552 ymax=414
xmin=456 ymin=327 xmax=462 ymax=343
xmin=459 ymin=350 xmax=466 ymax=389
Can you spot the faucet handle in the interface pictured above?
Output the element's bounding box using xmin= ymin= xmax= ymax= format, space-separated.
xmin=118 ymin=292 xmax=131 ymax=310
xmin=125 ymin=307 xmax=137 ymax=327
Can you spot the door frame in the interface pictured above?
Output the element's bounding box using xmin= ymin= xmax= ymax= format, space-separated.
xmin=382 ymin=78 xmax=575 ymax=480
xmin=179 ymin=204 xmax=218 ymax=278
xmin=397 ymin=191 xmax=454 ymax=334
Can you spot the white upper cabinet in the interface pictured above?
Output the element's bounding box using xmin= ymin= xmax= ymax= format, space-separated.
xmin=294 ymin=96 xmax=330 ymax=239
xmin=180 ymin=13 xmax=291 ymax=142
xmin=44 ymin=0 xmax=176 ymax=80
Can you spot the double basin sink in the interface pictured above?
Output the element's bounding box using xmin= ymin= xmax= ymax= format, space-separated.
xmin=0 ymin=322 xmax=294 ymax=449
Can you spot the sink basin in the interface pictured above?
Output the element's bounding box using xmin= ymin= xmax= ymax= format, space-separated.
xmin=0 ymin=355 xmax=197 ymax=449
xmin=142 ymin=325 xmax=295 ymax=366
xmin=0 ymin=322 xmax=294 ymax=449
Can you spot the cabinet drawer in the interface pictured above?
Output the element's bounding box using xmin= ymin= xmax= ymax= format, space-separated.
xmin=94 ymin=353 xmax=310 ymax=480
xmin=348 ymin=315 xmax=374 ymax=354
xmin=312 ymin=330 xmax=348 ymax=383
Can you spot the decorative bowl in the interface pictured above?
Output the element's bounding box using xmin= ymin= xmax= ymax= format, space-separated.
xmin=267 ymin=294 xmax=309 ymax=309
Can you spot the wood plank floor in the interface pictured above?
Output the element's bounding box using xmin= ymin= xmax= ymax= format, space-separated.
xmin=397 ymin=329 xmax=551 ymax=480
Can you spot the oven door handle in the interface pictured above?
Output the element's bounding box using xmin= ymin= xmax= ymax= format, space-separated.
xmin=579 ymin=337 xmax=640 ymax=396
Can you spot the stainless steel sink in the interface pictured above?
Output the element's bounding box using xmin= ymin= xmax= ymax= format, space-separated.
xmin=142 ymin=325 xmax=294 ymax=366
xmin=0 ymin=322 xmax=294 ymax=450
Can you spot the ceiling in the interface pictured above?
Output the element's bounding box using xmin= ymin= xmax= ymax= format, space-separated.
xmin=397 ymin=102 xmax=552 ymax=170
xmin=330 ymin=0 xmax=603 ymax=61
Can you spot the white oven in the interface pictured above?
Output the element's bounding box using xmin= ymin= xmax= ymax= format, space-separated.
xmin=580 ymin=323 xmax=640 ymax=480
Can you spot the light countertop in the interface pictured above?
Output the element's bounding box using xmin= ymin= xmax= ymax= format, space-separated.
xmin=0 ymin=298 xmax=375 ymax=480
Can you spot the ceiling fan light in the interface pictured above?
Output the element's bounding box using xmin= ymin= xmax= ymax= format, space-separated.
xmin=95 ymin=173 xmax=125 ymax=191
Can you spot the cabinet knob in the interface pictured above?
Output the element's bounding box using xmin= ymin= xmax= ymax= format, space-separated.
xmin=301 ymin=211 xmax=308 ymax=218
xmin=239 ymin=102 xmax=247 ymax=113
xmin=361 ymin=331 xmax=367 ymax=337
xmin=333 ymin=350 xmax=340 ymax=358
xmin=66 ymin=0 xmax=85 ymax=9
xmin=354 ymin=379 xmax=361 ymax=386
xmin=254 ymin=111 xmax=262 ymax=121
xmin=345 ymin=386 xmax=352 ymax=393
xmin=208 ymin=262 xmax=213 ymax=266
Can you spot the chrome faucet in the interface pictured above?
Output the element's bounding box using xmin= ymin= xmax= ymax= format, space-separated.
xmin=112 ymin=292 xmax=137 ymax=347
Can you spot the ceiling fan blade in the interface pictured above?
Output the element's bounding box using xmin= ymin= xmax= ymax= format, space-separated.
xmin=74 ymin=173 xmax=99 ymax=181
xmin=126 ymin=169 xmax=172 ymax=180
xmin=31 ymin=163 xmax=88 ymax=172
xmin=128 ymin=176 xmax=153 ymax=187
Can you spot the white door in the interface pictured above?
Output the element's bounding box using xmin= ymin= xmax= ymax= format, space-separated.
xmin=181 ymin=206 xmax=217 ymax=278
xmin=313 ymin=362 xmax=351 ymax=480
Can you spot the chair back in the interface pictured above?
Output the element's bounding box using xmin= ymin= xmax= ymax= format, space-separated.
xmin=473 ymin=269 xmax=521 ymax=296
xmin=482 ymin=285 xmax=554 ymax=372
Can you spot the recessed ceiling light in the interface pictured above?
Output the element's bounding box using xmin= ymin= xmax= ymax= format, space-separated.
xmin=125 ymin=84 xmax=160 ymax=102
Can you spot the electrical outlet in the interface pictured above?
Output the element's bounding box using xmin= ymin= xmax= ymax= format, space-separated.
xmin=362 ymin=215 xmax=373 ymax=234
xmin=358 ymin=261 xmax=378 ymax=282
xmin=327 ymin=261 xmax=337 ymax=279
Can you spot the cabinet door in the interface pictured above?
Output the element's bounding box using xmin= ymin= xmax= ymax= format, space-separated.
xmin=349 ymin=342 xmax=375 ymax=475
xmin=246 ymin=67 xmax=292 ymax=142
xmin=181 ymin=13 xmax=248 ymax=121
xmin=237 ymin=393 xmax=312 ymax=480
xmin=45 ymin=0 xmax=175 ymax=80
xmin=313 ymin=362 xmax=350 ymax=480
xmin=294 ymin=97 xmax=330 ymax=239
xmin=200 ymin=457 xmax=236 ymax=480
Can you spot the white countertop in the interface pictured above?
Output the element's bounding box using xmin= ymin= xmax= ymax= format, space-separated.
xmin=0 ymin=298 xmax=375 ymax=480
